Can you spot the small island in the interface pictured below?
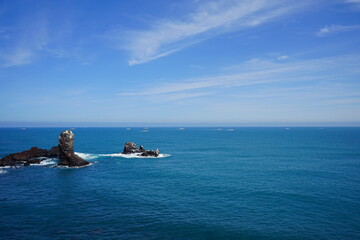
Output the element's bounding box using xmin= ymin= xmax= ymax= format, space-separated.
xmin=0 ymin=130 xmax=89 ymax=168
xmin=0 ymin=131 xmax=162 ymax=168
xmin=122 ymin=142 xmax=160 ymax=157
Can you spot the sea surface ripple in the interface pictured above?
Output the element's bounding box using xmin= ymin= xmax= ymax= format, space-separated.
xmin=0 ymin=127 xmax=359 ymax=240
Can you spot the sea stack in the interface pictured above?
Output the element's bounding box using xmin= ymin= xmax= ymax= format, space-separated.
xmin=122 ymin=142 xmax=160 ymax=157
xmin=58 ymin=130 xmax=89 ymax=167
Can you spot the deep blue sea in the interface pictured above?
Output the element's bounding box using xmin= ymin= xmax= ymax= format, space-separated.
xmin=0 ymin=127 xmax=360 ymax=240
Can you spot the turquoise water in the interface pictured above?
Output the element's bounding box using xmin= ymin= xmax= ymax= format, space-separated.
xmin=0 ymin=127 xmax=360 ymax=240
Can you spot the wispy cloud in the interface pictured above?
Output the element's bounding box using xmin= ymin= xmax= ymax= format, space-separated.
xmin=316 ymin=24 xmax=360 ymax=37
xmin=146 ymin=92 xmax=214 ymax=102
xmin=118 ymin=55 xmax=360 ymax=100
xmin=112 ymin=0 xmax=314 ymax=65
xmin=0 ymin=15 xmax=48 ymax=67
xmin=0 ymin=9 xmax=90 ymax=68
xmin=344 ymin=0 xmax=360 ymax=9
xmin=277 ymin=55 xmax=289 ymax=61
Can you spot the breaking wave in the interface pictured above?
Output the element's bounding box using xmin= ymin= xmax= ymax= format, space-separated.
xmin=75 ymin=152 xmax=171 ymax=160
xmin=0 ymin=158 xmax=59 ymax=170
xmin=75 ymin=152 xmax=99 ymax=160
xmin=100 ymin=153 xmax=171 ymax=158
xmin=34 ymin=158 xmax=58 ymax=166
xmin=56 ymin=162 xmax=94 ymax=169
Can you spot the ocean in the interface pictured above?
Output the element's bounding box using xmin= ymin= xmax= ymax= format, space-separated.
xmin=0 ymin=127 xmax=359 ymax=240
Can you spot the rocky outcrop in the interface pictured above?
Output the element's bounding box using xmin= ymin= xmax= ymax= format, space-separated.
xmin=123 ymin=142 xmax=142 ymax=154
xmin=0 ymin=146 xmax=59 ymax=167
xmin=0 ymin=130 xmax=89 ymax=168
xmin=58 ymin=130 xmax=89 ymax=167
xmin=140 ymin=149 xmax=160 ymax=157
xmin=122 ymin=142 xmax=160 ymax=157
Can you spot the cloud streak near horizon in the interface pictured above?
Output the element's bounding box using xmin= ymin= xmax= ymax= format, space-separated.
xmin=118 ymin=55 xmax=360 ymax=98
xmin=115 ymin=0 xmax=313 ymax=65
xmin=316 ymin=24 xmax=360 ymax=37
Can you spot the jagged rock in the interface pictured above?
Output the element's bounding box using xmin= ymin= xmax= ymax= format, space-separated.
xmin=123 ymin=142 xmax=141 ymax=154
xmin=0 ymin=146 xmax=59 ymax=167
xmin=0 ymin=130 xmax=89 ymax=168
xmin=122 ymin=142 xmax=160 ymax=157
xmin=139 ymin=145 xmax=145 ymax=152
xmin=140 ymin=148 xmax=160 ymax=157
xmin=48 ymin=146 xmax=60 ymax=156
xmin=58 ymin=130 xmax=89 ymax=167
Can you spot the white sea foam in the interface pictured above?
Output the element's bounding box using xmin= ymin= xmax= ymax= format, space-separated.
xmin=75 ymin=152 xmax=171 ymax=159
xmin=0 ymin=169 xmax=7 ymax=174
xmin=35 ymin=158 xmax=58 ymax=166
xmin=75 ymin=152 xmax=99 ymax=160
xmin=100 ymin=153 xmax=171 ymax=158
xmin=1 ymin=159 xmax=58 ymax=169
xmin=56 ymin=162 xmax=94 ymax=169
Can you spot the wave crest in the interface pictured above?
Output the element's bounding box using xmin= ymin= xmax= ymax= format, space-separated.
xmin=75 ymin=152 xmax=171 ymax=159
xmin=56 ymin=162 xmax=94 ymax=169
xmin=75 ymin=152 xmax=99 ymax=160
xmin=36 ymin=158 xmax=58 ymax=166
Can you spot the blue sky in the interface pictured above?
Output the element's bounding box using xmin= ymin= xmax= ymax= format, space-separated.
xmin=0 ymin=0 xmax=359 ymax=126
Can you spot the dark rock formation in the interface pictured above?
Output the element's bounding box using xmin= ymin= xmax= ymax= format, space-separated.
xmin=122 ymin=142 xmax=160 ymax=157
xmin=140 ymin=149 xmax=160 ymax=157
xmin=0 ymin=130 xmax=89 ymax=168
xmin=58 ymin=130 xmax=89 ymax=167
xmin=123 ymin=142 xmax=141 ymax=154
xmin=0 ymin=146 xmax=59 ymax=167
xmin=139 ymin=145 xmax=145 ymax=152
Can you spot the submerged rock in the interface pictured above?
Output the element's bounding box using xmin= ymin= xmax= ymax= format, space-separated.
xmin=58 ymin=130 xmax=89 ymax=167
xmin=122 ymin=142 xmax=160 ymax=157
xmin=0 ymin=146 xmax=59 ymax=167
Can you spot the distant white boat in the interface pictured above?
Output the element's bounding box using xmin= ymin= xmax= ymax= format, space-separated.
xmin=285 ymin=128 xmax=290 ymax=130
xmin=216 ymin=128 xmax=223 ymax=131
xmin=178 ymin=128 xmax=185 ymax=130
xmin=226 ymin=129 xmax=235 ymax=131
xmin=140 ymin=129 xmax=149 ymax=132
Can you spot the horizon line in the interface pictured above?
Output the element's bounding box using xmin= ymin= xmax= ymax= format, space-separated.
xmin=1 ymin=121 xmax=360 ymax=128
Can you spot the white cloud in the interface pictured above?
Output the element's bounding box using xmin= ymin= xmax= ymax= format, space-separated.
xmin=316 ymin=24 xmax=360 ymax=37
xmin=146 ymin=92 xmax=213 ymax=102
xmin=118 ymin=55 xmax=360 ymax=99
xmin=0 ymin=15 xmax=48 ymax=67
xmin=2 ymin=49 xmax=33 ymax=67
xmin=277 ymin=55 xmax=289 ymax=61
xmin=0 ymin=11 xmax=87 ymax=67
xmin=344 ymin=0 xmax=360 ymax=8
xmin=112 ymin=0 xmax=313 ymax=65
